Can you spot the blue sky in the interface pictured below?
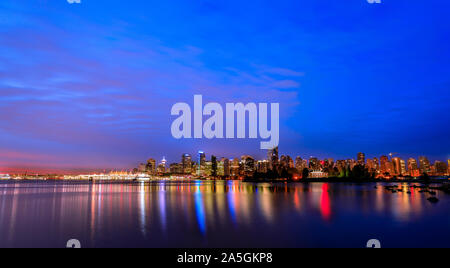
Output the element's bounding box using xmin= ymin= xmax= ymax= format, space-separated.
xmin=0 ymin=0 xmax=449 ymax=172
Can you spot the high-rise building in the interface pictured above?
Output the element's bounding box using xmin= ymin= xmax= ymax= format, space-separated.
xmin=372 ymin=157 xmax=380 ymax=174
xmin=146 ymin=158 xmax=156 ymax=175
xmin=357 ymin=152 xmax=365 ymax=165
xmin=182 ymin=154 xmax=192 ymax=174
xmin=268 ymin=147 xmax=279 ymax=169
xmin=169 ymin=163 xmax=183 ymax=174
xmin=309 ymin=157 xmax=320 ymax=171
xmin=380 ymin=156 xmax=393 ymax=176
xmin=231 ymin=158 xmax=240 ymax=176
xmin=280 ymin=155 xmax=288 ymax=169
xmin=400 ymin=159 xmax=407 ymax=176
xmin=407 ymin=158 xmax=419 ymax=176
xmin=434 ymin=161 xmax=448 ymax=176
xmin=295 ymin=157 xmax=304 ymax=172
xmin=366 ymin=159 xmax=376 ymax=173
xmin=257 ymin=160 xmax=270 ymax=173
xmin=392 ymin=157 xmax=402 ymax=176
xmin=419 ymin=156 xmax=431 ymax=174
xmin=288 ymin=156 xmax=294 ymax=168
xmin=221 ymin=158 xmax=230 ymax=177
xmin=156 ymin=157 xmax=167 ymax=173
xmin=241 ymin=155 xmax=256 ymax=175
xmin=197 ymin=151 xmax=206 ymax=176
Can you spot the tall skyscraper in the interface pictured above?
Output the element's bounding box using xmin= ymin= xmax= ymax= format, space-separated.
xmin=221 ymin=158 xmax=230 ymax=177
xmin=241 ymin=155 xmax=255 ymax=175
xmin=366 ymin=159 xmax=375 ymax=173
xmin=257 ymin=160 xmax=270 ymax=173
xmin=268 ymin=147 xmax=279 ymax=169
xmin=392 ymin=157 xmax=402 ymax=176
xmin=357 ymin=152 xmax=365 ymax=165
xmin=146 ymin=158 xmax=156 ymax=175
xmin=182 ymin=154 xmax=192 ymax=174
xmin=419 ymin=156 xmax=431 ymax=174
xmin=407 ymin=158 xmax=420 ymax=177
xmin=197 ymin=151 xmax=206 ymax=176
xmin=231 ymin=158 xmax=240 ymax=176
xmin=434 ymin=161 xmax=448 ymax=176
xmin=295 ymin=157 xmax=304 ymax=172
xmin=380 ymin=156 xmax=393 ymax=176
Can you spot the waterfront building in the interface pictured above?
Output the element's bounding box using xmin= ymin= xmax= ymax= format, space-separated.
xmin=309 ymin=171 xmax=329 ymax=179
xmin=221 ymin=158 xmax=230 ymax=177
xmin=0 ymin=174 xmax=11 ymax=180
xmin=268 ymin=147 xmax=279 ymax=170
xmin=366 ymin=159 xmax=376 ymax=173
xmin=257 ymin=160 xmax=270 ymax=173
xmin=309 ymin=157 xmax=320 ymax=171
xmin=295 ymin=157 xmax=305 ymax=173
xmin=357 ymin=152 xmax=365 ymax=165
xmin=182 ymin=154 xmax=192 ymax=174
xmin=169 ymin=163 xmax=183 ymax=174
xmin=197 ymin=151 xmax=206 ymax=176
xmin=400 ymin=159 xmax=407 ymax=176
xmin=146 ymin=158 xmax=157 ymax=175
xmin=419 ymin=156 xmax=431 ymax=174
xmin=434 ymin=161 xmax=448 ymax=176
xmin=392 ymin=157 xmax=403 ymax=176
xmin=241 ymin=155 xmax=256 ymax=175
xmin=380 ymin=156 xmax=393 ymax=176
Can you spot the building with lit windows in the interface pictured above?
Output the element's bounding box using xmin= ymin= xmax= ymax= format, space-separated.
xmin=419 ymin=156 xmax=431 ymax=174
xmin=357 ymin=152 xmax=365 ymax=165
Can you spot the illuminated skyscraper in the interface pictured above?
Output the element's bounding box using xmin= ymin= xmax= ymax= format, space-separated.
xmin=146 ymin=158 xmax=156 ymax=175
xmin=392 ymin=157 xmax=402 ymax=176
xmin=268 ymin=147 xmax=279 ymax=169
xmin=357 ymin=152 xmax=365 ymax=165
xmin=197 ymin=151 xmax=206 ymax=176
xmin=434 ymin=161 xmax=448 ymax=176
xmin=280 ymin=155 xmax=288 ymax=168
xmin=373 ymin=157 xmax=380 ymax=174
xmin=419 ymin=156 xmax=431 ymax=174
xmin=231 ymin=158 xmax=240 ymax=176
xmin=157 ymin=157 xmax=167 ymax=173
xmin=400 ymin=159 xmax=407 ymax=176
xmin=380 ymin=156 xmax=393 ymax=176
xmin=366 ymin=159 xmax=376 ymax=173
xmin=407 ymin=158 xmax=419 ymax=176
xmin=182 ymin=154 xmax=192 ymax=174
xmin=241 ymin=155 xmax=256 ymax=175
xmin=295 ymin=157 xmax=304 ymax=172
xmin=257 ymin=160 xmax=270 ymax=173
xmin=220 ymin=158 xmax=230 ymax=177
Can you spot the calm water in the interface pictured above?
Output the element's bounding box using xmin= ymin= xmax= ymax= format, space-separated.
xmin=0 ymin=180 xmax=449 ymax=248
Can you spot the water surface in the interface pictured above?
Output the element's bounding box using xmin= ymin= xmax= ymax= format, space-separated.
xmin=0 ymin=180 xmax=449 ymax=248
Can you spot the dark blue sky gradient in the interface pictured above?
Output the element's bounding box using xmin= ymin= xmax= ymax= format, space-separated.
xmin=0 ymin=0 xmax=449 ymax=172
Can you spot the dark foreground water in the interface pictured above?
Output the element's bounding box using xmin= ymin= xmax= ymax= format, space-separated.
xmin=0 ymin=180 xmax=449 ymax=248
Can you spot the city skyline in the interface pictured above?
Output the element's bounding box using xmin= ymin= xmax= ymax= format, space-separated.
xmin=0 ymin=1 xmax=449 ymax=173
xmin=2 ymin=148 xmax=449 ymax=176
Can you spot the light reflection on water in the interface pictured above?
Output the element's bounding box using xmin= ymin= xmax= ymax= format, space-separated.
xmin=0 ymin=181 xmax=449 ymax=248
